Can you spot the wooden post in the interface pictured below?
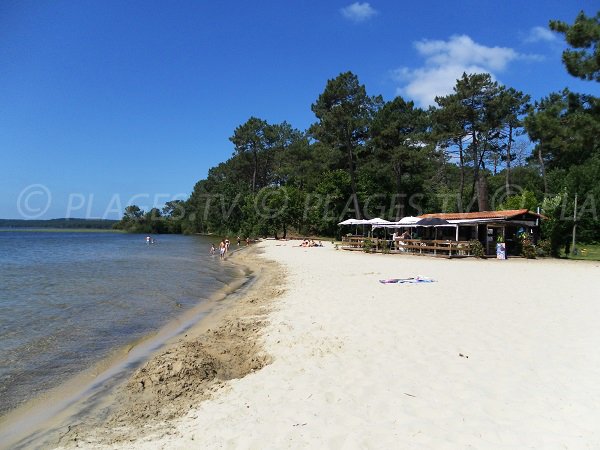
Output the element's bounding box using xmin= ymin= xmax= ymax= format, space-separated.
xmin=571 ymin=193 xmax=578 ymax=255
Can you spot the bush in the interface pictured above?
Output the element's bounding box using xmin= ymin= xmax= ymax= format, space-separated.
xmin=536 ymin=239 xmax=551 ymax=257
xmin=469 ymin=240 xmax=485 ymax=258
xmin=521 ymin=237 xmax=536 ymax=259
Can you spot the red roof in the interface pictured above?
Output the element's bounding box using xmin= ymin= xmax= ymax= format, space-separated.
xmin=418 ymin=209 xmax=543 ymax=220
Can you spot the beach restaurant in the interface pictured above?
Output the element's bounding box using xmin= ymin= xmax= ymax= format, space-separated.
xmin=340 ymin=209 xmax=543 ymax=257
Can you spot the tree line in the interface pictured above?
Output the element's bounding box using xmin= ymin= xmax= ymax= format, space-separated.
xmin=2 ymin=218 xmax=117 ymax=229
xmin=115 ymin=11 xmax=600 ymax=255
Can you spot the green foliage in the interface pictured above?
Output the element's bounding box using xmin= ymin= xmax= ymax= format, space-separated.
xmin=541 ymin=192 xmax=571 ymax=257
xmin=498 ymin=190 xmax=539 ymax=211
xmin=525 ymin=90 xmax=600 ymax=173
xmin=306 ymin=170 xmax=352 ymax=237
xmin=537 ymin=239 xmax=552 ymax=257
xmin=550 ymin=11 xmax=600 ymax=82
xmin=310 ymin=72 xmax=383 ymax=219
xmin=433 ymin=73 xmax=530 ymax=212
xmin=114 ymin=60 xmax=600 ymax=244
xmin=525 ymin=86 xmax=600 ymax=245
xmin=114 ymin=204 xmax=168 ymax=234
xmin=520 ymin=234 xmax=537 ymax=259
xmin=468 ymin=239 xmax=485 ymax=258
xmin=567 ymin=243 xmax=600 ymax=260
xmin=551 ymin=156 xmax=600 ymax=243
xmin=250 ymin=186 xmax=305 ymax=239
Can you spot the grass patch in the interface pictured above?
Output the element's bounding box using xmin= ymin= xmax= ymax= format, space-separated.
xmin=565 ymin=243 xmax=600 ymax=261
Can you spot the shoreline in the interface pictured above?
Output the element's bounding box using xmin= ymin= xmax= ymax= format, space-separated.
xmin=0 ymin=244 xmax=276 ymax=450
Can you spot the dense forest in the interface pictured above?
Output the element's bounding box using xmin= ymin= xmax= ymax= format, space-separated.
xmin=115 ymin=11 xmax=600 ymax=255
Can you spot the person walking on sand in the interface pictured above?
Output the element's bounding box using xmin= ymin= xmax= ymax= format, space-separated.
xmin=219 ymin=240 xmax=226 ymax=260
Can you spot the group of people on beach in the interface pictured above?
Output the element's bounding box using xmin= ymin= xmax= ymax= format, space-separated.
xmin=301 ymin=239 xmax=323 ymax=247
xmin=210 ymin=236 xmax=252 ymax=259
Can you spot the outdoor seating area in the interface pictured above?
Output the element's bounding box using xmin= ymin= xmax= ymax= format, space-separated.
xmin=339 ymin=209 xmax=544 ymax=258
xmin=341 ymin=236 xmax=472 ymax=257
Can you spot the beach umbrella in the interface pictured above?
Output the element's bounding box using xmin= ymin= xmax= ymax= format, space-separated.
xmin=416 ymin=217 xmax=450 ymax=226
xmin=338 ymin=218 xmax=369 ymax=236
xmin=398 ymin=216 xmax=420 ymax=224
xmin=397 ymin=216 xmax=420 ymax=226
xmin=337 ymin=218 xmax=365 ymax=225
xmin=416 ymin=217 xmax=451 ymax=240
xmin=367 ymin=218 xmax=393 ymax=240
xmin=367 ymin=217 xmax=393 ymax=226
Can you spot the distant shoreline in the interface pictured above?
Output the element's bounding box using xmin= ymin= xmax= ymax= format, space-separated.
xmin=0 ymin=218 xmax=118 ymax=230
xmin=0 ymin=228 xmax=123 ymax=233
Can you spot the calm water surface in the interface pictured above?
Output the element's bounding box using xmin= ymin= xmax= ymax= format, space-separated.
xmin=0 ymin=231 xmax=239 ymax=416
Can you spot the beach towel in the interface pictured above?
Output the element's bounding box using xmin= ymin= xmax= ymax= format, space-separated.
xmin=379 ymin=277 xmax=436 ymax=284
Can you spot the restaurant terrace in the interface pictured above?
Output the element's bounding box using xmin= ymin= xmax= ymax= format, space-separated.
xmin=339 ymin=209 xmax=544 ymax=257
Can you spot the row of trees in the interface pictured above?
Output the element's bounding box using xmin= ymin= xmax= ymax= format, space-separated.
xmin=116 ymin=11 xmax=600 ymax=253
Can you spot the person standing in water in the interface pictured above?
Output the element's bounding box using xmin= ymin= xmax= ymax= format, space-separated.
xmin=219 ymin=240 xmax=226 ymax=260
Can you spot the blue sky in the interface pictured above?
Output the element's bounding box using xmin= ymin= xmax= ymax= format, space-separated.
xmin=1 ymin=0 xmax=598 ymax=219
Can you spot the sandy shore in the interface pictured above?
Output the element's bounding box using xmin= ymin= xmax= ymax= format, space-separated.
xmin=54 ymin=241 xmax=600 ymax=449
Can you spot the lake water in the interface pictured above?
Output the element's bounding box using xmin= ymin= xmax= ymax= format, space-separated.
xmin=0 ymin=231 xmax=241 ymax=418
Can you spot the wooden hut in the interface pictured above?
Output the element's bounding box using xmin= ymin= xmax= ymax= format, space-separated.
xmin=418 ymin=209 xmax=544 ymax=256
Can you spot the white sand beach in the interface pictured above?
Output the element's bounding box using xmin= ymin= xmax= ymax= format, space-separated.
xmin=57 ymin=240 xmax=600 ymax=449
